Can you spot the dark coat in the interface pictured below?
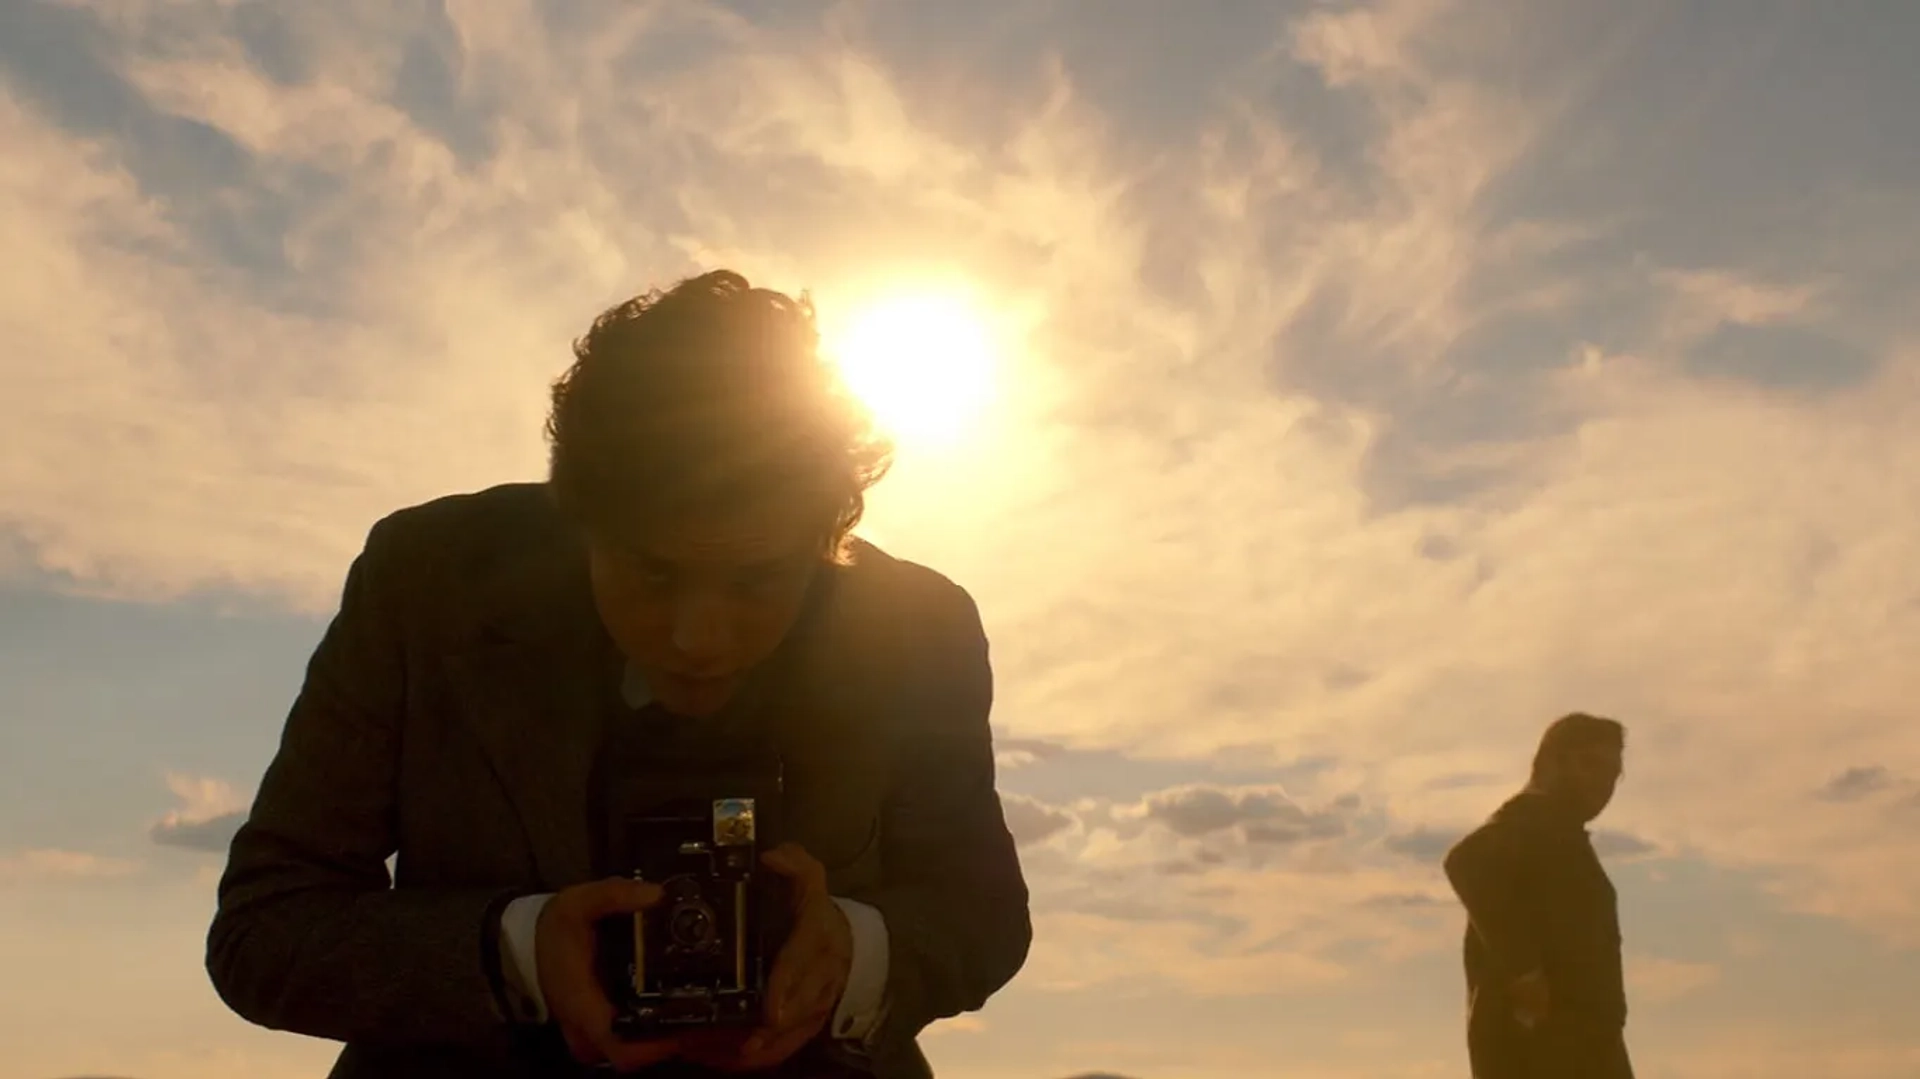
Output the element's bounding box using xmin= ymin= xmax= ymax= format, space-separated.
xmin=1443 ymin=791 xmax=1633 ymax=1079
xmin=205 ymin=482 xmax=1032 ymax=1079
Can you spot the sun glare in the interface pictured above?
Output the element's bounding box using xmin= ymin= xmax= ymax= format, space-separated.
xmin=826 ymin=290 xmax=999 ymax=448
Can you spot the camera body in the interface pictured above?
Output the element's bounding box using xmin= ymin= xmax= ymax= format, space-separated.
xmin=599 ymin=760 xmax=788 ymax=1038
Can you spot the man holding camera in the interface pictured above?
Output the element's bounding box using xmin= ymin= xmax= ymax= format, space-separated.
xmin=1443 ymin=713 xmax=1635 ymax=1079
xmin=206 ymin=271 xmax=1033 ymax=1077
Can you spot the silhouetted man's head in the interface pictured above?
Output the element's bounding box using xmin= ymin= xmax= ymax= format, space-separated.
xmin=545 ymin=270 xmax=892 ymax=716
xmin=1529 ymin=712 xmax=1626 ymax=822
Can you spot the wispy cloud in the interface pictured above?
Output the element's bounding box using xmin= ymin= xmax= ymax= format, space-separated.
xmin=149 ymin=773 xmax=246 ymax=854
xmin=1816 ymin=765 xmax=1899 ymax=804
xmin=1005 ymin=779 xmax=1460 ymax=995
xmin=1001 ymin=792 xmax=1077 ymax=847
xmin=0 ymin=847 xmax=138 ymax=883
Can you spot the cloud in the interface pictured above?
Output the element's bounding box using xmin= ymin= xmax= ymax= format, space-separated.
xmin=1006 ymin=780 xmax=1460 ymax=995
xmin=150 ymin=813 xmax=244 ymax=854
xmin=1355 ymin=891 xmax=1448 ymax=911
xmin=1817 ymin=765 xmax=1897 ymax=803
xmin=148 ymin=774 xmax=246 ymax=854
xmin=923 ymin=1014 xmax=988 ymax=1038
xmin=1654 ymin=266 xmax=1828 ymax=343
xmin=1381 ymin=827 xmax=1454 ymax=862
xmin=996 ymin=735 xmax=1070 ymax=769
xmin=1001 ymin=792 xmax=1076 ymax=846
xmin=1685 ymin=322 xmax=1879 ymax=395
xmin=1590 ymin=830 xmax=1658 ymax=860
xmin=1132 ymin=785 xmax=1351 ymax=843
xmin=0 ymin=848 xmax=138 ymax=883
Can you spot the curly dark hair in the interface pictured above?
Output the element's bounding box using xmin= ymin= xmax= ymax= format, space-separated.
xmin=545 ymin=269 xmax=893 ymax=558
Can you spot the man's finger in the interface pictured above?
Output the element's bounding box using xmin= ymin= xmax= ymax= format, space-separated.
xmin=752 ymin=980 xmax=833 ymax=1057
xmin=745 ymin=957 xmax=812 ymax=1058
xmin=760 ymin=844 xmax=825 ymax=891
xmin=584 ymin=1019 xmax=645 ymax=1073
xmin=790 ymin=962 xmax=841 ymax=1022
xmin=763 ymin=938 xmax=806 ymax=1028
xmin=674 ymin=1028 xmax=749 ymax=1067
xmin=554 ymin=975 xmax=632 ymax=1071
xmin=739 ymin=1029 xmax=767 ymax=1058
xmin=561 ymin=1023 xmax=601 ymax=1066
xmin=577 ymin=1011 xmax=622 ymax=1066
xmin=737 ymin=1022 xmax=816 ymax=1070
xmin=602 ymin=1035 xmax=682 ymax=1072
xmin=764 ymin=921 xmax=825 ymax=1021
xmin=760 ymin=843 xmax=805 ymax=872
xmin=571 ymin=877 xmax=662 ymax=919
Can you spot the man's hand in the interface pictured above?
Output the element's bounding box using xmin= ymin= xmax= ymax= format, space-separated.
xmin=680 ymin=844 xmax=854 ymax=1072
xmin=535 ymin=877 xmax=681 ymax=1072
xmin=1509 ymin=969 xmax=1551 ymax=1029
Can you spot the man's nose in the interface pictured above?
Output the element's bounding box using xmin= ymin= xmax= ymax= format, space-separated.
xmin=670 ymin=592 xmax=733 ymax=666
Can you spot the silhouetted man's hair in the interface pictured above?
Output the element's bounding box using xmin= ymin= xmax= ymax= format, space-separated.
xmin=1529 ymin=712 xmax=1626 ymax=786
xmin=545 ymin=269 xmax=892 ymax=558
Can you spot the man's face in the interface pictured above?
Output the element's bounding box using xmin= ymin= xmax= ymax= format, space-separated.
xmin=1565 ymin=743 xmax=1625 ymax=821
xmin=585 ymin=495 xmax=826 ymax=717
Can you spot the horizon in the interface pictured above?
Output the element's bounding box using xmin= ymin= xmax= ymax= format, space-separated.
xmin=5 ymin=1 xmax=1920 ymax=1078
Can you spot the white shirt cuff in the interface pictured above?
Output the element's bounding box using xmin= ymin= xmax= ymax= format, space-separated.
xmin=498 ymin=892 xmax=554 ymax=1024
xmin=830 ymin=896 xmax=891 ymax=1046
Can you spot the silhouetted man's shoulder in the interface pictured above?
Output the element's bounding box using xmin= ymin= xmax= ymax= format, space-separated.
xmin=334 ymin=482 xmax=580 ymax=645
xmin=369 ymin=482 xmax=557 ymax=556
xmin=1492 ymin=789 xmax=1589 ymax=835
xmin=1487 ymin=789 xmax=1552 ymax=826
xmin=1447 ymin=791 xmax=1553 ymax=862
xmin=840 ymin=537 xmax=976 ymax=609
xmin=352 ymin=482 xmax=567 ymax=575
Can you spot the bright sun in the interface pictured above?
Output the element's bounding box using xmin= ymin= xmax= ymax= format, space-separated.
xmin=826 ymin=290 xmax=999 ymax=447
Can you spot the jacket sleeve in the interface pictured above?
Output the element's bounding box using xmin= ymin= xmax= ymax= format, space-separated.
xmin=206 ymin=515 xmax=521 ymax=1046
xmin=1443 ymin=815 xmax=1544 ymax=983
xmin=856 ymin=582 xmax=1032 ymax=1058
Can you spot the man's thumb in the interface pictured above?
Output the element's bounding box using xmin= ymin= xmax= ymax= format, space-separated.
xmin=760 ymin=843 xmax=802 ymax=874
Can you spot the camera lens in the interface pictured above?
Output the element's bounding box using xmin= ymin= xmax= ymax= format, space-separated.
xmin=667 ymin=902 xmax=717 ymax=949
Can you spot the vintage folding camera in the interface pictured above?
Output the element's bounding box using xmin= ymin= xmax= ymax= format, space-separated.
xmin=599 ymin=762 xmax=787 ymax=1038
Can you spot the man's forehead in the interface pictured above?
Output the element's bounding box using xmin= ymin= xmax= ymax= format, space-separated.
xmin=621 ymin=499 xmax=821 ymax=564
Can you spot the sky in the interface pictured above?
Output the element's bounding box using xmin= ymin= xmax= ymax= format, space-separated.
xmin=3 ymin=0 xmax=1920 ymax=1077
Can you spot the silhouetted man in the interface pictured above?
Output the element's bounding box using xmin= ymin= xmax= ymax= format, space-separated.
xmin=207 ymin=271 xmax=1031 ymax=1078
xmin=1443 ymin=713 xmax=1633 ymax=1079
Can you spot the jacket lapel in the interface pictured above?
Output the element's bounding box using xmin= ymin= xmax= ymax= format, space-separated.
xmin=442 ymin=516 xmax=615 ymax=888
xmin=766 ymin=550 xmax=895 ymax=874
